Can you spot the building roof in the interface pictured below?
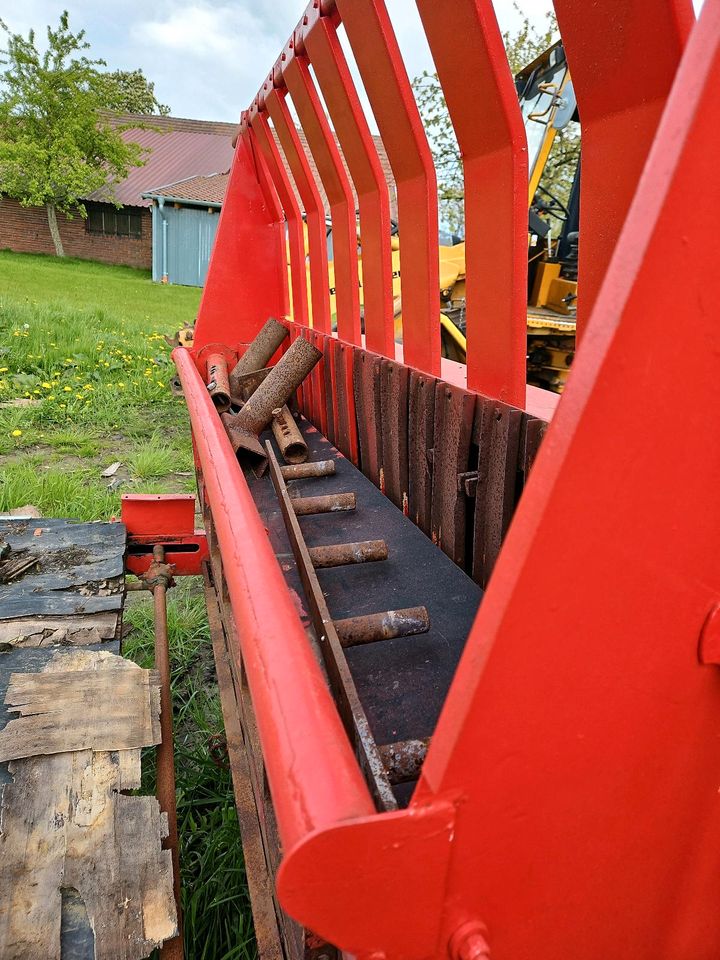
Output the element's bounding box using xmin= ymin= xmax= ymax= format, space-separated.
xmin=143 ymin=172 xmax=229 ymax=206
xmin=87 ymin=113 xmax=237 ymax=209
xmin=93 ymin=111 xmax=397 ymax=219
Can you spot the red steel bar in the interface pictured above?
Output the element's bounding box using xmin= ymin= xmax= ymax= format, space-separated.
xmin=173 ymin=346 xmax=375 ymax=850
xmin=553 ymin=0 xmax=692 ymax=339
xmin=249 ymin=109 xmax=310 ymax=327
xmin=304 ymin=11 xmax=395 ymax=358
xmin=265 ymin=84 xmax=332 ymax=334
xmin=416 ymin=0 xmax=527 ymax=407
xmin=334 ymin=0 xmax=440 ymax=376
xmin=416 ymin=2 xmax=720 ymax=955
xmin=283 ymin=47 xmax=361 ymax=345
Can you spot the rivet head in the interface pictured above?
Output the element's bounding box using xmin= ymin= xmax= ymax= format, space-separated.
xmin=449 ymin=921 xmax=490 ymax=960
xmin=699 ymin=602 xmax=720 ymax=665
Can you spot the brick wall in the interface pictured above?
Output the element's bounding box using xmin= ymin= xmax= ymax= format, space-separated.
xmin=0 ymin=197 xmax=152 ymax=270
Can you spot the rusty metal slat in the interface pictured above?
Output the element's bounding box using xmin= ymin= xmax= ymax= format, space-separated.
xmin=379 ymin=358 xmax=409 ymax=512
xmin=266 ymin=442 xmax=397 ymax=811
xmin=408 ymin=371 xmax=437 ymax=536
xmin=430 ymin=382 xmax=475 ymax=567
xmin=310 ymin=330 xmax=329 ymax=436
xmin=519 ymin=415 xmax=547 ymax=490
xmin=332 ymin=339 xmax=359 ymax=464
xmin=472 ymin=398 xmax=523 ymax=587
xmin=321 ymin=334 xmax=337 ymax=446
xmin=353 ymin=348 xmax=383 ymax=488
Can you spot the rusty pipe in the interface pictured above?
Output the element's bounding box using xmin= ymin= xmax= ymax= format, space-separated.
xmin=230 ymin=316 xmax=289 ymax=381
xmin=280 ymin=459 xmax=336 ymax=480
xmin=206 ymin=352 xmax=231 ymax=413
xmin=308 ymin=539 xmax=388 ymax=568
xmin=378 ymin=737 xmax=430 ymax=784
xmin=334 ymin=606 xmax=430 ymax=647
xmin=151 ymin=544 xmax=183 ymax=959
xmin=291 ymin=492 xmax=356 ymax=515
xmin=272 ymin=405 xmax=308 ymax=464
xmin=224 ymin=337 xmax=322 ymax=462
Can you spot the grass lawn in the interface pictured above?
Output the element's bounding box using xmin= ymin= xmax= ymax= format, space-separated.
xmin=0 ymin=251 xmax=256 ymax=960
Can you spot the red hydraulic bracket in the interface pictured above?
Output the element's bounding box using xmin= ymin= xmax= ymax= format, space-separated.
xmin=121 ymin=493 xmax=208 ymax=577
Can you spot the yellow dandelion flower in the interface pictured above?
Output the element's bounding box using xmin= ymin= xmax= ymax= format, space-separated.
xmin=59 ymin=403 xmax=66 ymax=409
xmin=0 ymin=367 xmax=8 ymax=373
xmin=42 ymin=382 xmax=51 ymax=389
xmin=47 ymin=395 xmax=55 ymax=401
xmin=118 ymin=382 xmax=125 ymax=388
xmin=76 ymin=394 xmax=84 ymax=400
xmin=156 ymin=381 xmax=164 ymax=387
xmin=63 ymin=386 xmax=71 ymax=392
xmin=11 ymin=429 xmax=22 ymax=437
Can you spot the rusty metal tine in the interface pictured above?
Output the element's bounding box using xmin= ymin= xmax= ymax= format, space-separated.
xmin=378 ymin=738 xmax=430 ymax=785
xmin=336 ymin=0 xmax=440 ymax=375
xmin=334 ymin=606 xmax=430 ymax=647
xmin=290 ymin=492 xmax=356 ymax=515
xmin=283 ymin=51 xmax=361 ymax=345
xmin=280 ymin=459 xmax=336 ymax=480
xmin=266 ymin=441 xmax=397 ymax=811
xmin=206 ymin=352 xmax=231 ymax=413
xmin=231 ymin=316 xmax=290 ymax=380
xmin=416 ymin=0 xmax=527 ymax=406
xmin=308 ymin=539 xmax=388 ymax=568
xmin=265 ymin=85 xmax=332 ymax=333
xmin=271 ymin=405 xmax=308 ymax=464
xmin=251 ymin=111 xmax=311 ymax=327
xmin=304 ymin=15 xmax=395 ymax=356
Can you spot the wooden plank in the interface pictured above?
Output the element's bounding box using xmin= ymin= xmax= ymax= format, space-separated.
xmin=0 ymin=651 xmax=161 ymax=762
xmin=0 ymin=612 xmax=119 ymax=647
xmin=0 ymin=650 xmax=176 ymax=960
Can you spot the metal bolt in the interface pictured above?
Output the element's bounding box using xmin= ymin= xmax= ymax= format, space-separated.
xmin=698 ymin=601 xmax=720 ymax=665
xmin=448 ymin=921 xmax=490 ymax=960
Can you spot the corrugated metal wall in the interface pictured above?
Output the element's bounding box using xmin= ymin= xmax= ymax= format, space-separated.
xmin=151 ymin=204 xmax=220 ymax=286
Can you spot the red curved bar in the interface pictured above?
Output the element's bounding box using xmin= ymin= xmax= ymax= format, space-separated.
xmin=282 ymin=51 xmax=361 ymax=344
xmin=416 ymin=0 xmax=527 ymax=406
xmin=553 ymin=0 xmax=692 ymax=338
xmin=335 ymin=0 xmax=440 ymax=376
xmin=266 ymin=84 xmax=332 ymax=333
xmin=304 ymin=12 xmax=395 ymax=358
xmin=250 ymin=107 xmax=310 ymax=327
xmin=173 ymin=346 xmax=375 ymax=851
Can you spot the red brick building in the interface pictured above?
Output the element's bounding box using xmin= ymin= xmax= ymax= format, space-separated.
xmin=0 ymin=114 xmax=237 ymax=270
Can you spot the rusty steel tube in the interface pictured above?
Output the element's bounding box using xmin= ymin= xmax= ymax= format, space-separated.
xmin=334 ymin=605 xmax=430 ymax=647
xmin=271 ymin=405 xmax=308 ymax=464
xmin=231 ymin=316 xmax=289 ymax=379
xmin=280 ymin=459 xmax=336 ymax=480
xmin=152 ymin=544 xmax=183 ymax=959
xmin=378 ymin=737 xmax=430 ymax=784
xmin=233 ymin=336 xmax=322 ymax=436
xmin=291 ymin=492 xmax=356 ymax=515
xmin=206 ymin=352 xmax=231 ymax=413
xmin=308 ymin=539 xmax=388 ymax=568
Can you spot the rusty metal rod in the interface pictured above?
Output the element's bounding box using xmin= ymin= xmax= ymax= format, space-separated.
xmin=280 ymin=459 xmax=336 ymax=480
xmin=334 ymin=606 xmax=430 ymax=647
xmin=206 ymin=352 xmax=231 ymax=413
xmin=151 ymin=544 xmax=183 ymax=959
xmin=272 ymin=405 xmax=308 ymax=464
xmin=308 ymin=539 xmax=388 ymax=568
xmin=378 ymin=737 xmax=430 ymax=784
xmin=291 ymin=492 xmax=356 ymax=515
xmin=230 ymin=316 xmax=289 ymax=381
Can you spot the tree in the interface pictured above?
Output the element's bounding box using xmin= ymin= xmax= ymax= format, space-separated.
xmin=412 ymin=5 xmax=579 ymax=234
xmin=0 ymin=12 xmax=148 ymax=256
xmin=101 ymin=69 xmax=170 ymax=116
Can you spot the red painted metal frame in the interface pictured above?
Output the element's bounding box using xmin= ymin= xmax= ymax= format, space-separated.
xmin=282 ymin=47 xmax=361 ymax=345
xmin=184 ymin=0 xmax=720 ymax=956
xmin=249 ymin=109 xmax=310 ymax=327
xmin=264 ymin=85 xmax=332 ymax=334
xmin=121 ymin=493 xmax=209 ymax=577
xmin=334 ymin=0 xmax=440 ymax=375
xmin=303 ymin=10 xmax=395 ymax=358
xmin=553 ymin=0 xmax=692 ymax=338
xmin=416 ymin=0 xmax=528 ymax=406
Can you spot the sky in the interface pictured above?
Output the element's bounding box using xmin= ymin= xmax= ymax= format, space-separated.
xmin=1 ymin=0 xmax=557 ymax=124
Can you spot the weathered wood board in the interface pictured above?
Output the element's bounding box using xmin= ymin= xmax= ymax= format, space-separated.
xmin=0 ymin=519 xmax=125 ymax=647
xmin=0 ymin=650 xmax=177 ymax=960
